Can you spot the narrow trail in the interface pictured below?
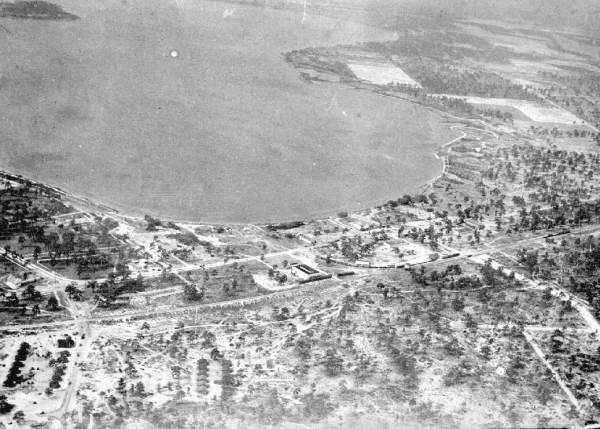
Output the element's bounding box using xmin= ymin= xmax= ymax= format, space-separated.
xmin=523 ymin=330 xmax=582 ymax=412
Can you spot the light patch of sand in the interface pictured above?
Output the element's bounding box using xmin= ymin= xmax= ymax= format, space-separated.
xmin=433 ymin=95 xmax=585 ymax=125
xmin=348 ymin=61 xmax=422 ymax=87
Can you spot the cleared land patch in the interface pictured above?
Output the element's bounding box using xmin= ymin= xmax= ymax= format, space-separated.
xmin=434 ymin=95 xmax=585 ymax=124
xmin=347 ymin=61 xmax=422 ymax=87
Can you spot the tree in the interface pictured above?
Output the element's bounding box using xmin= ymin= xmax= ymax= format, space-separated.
xmin=538 ymin=383 xmax=552 ymax=405
xmin=444 ymin=337 xmax=464 ymax=356
xmin=144 ymin=215 xmax=162 ymax=231
xmin=275 ymin=307 xmax=291 ymax=321
xmin=6 ymin=293 xmax=18 ymax=306
xmin=201 ymin=331 xmax=216 ymax=349
xmin=0 ymin=395 xmax=14 ymax=414
xmin=550 ymin=329 xmax=564 ymax=354
xmin=295 ymin=337 xmax=312 ymax=360
xmin=480 ymin=259 xmax=497 ymax=286
xmin=210 ymin=348 xmax=222 ymax=360
xmin=24 ymin=284 xmax=41 ymax=301
xmin=324 ymin=349 xmax=344 ymax=376
xmin=451 ymin=296 xmax=465 ymax=312
xmin=86 ymin=280 xmax=98 ymax=292
xmin=115 ymin=262 xmax=131 ymax=280
xmin=184 ymin=283 xmax=203 ymax=301
xmin=391 ymin=348 xmax=417 ymax=375
xmin=464 ymin=312 xmax=478 ymax=330
xmin=512 ymin=195 xmax=526 ymax=207
xmin=117 ymin=377 xmax=127 ymax=395
xmin=65 ymin=283 xmax=77 ymax=298
xmin=135 ymin=381 xmax=146 ymax=397
xmin=517 ymin=249 xmax=539 ymax=274
xmin=174 ymin=389 xmax=185 ymax=401
xmin=47 ymin=295 xmax=59 ymax=311
xmin=480 ymin=345 xmax=491 ymax=360
xmin=12 ymin=410 xmax=24 ymax=425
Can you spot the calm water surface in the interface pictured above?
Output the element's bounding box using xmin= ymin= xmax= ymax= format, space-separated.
xmin=0 ymin=0 xmax=449 ymax=223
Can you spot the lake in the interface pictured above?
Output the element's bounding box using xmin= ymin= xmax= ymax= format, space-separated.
xmin=0 ymin=0 xmax=450 ymax=223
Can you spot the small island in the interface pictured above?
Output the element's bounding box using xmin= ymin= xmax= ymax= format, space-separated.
xmin=0 ymin=1 xmax=78 ymax=20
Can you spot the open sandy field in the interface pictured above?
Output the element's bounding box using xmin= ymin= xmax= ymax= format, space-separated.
xmin=435 ymin=95 xmax=585 ymax=125
xmin=347 ymin=61 xmax=422 ymax=87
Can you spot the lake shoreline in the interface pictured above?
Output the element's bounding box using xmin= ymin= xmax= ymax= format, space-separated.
xmin=0 ymin=109 xmax=460 ymax=227
xmin=0 ymin=0 xmax=457 ymax=226
xmin=0 ymin=160 xmax=441 ymax=226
